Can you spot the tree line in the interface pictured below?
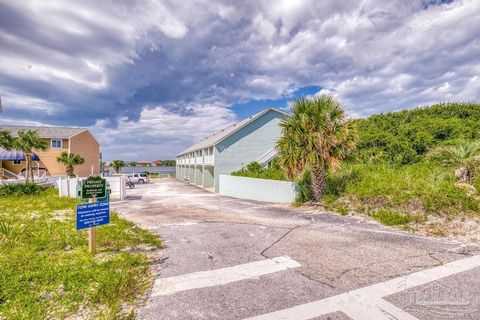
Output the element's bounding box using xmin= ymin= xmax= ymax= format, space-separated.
xmin=236 ymin=98 xmax=480 ymax=204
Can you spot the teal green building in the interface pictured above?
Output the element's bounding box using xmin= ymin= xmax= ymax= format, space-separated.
xmin=176 ymin=108 xmax=288 ymax=192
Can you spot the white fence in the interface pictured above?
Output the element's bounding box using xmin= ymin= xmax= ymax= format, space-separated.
xmin=56 ymin=176 xmax=126 ymax=200
xmin=219 ymin=175 xmax=298 ymax=203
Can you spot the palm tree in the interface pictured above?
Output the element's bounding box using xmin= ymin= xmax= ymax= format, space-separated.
xmin=57 ymin=152 xmax=85 ymax=177
xmin=14 ymin=130 xmax=48 ymax=183
xmin=111 ymin=160 xmax=125 ymax=174
xmin=0 ymin=130 xmax=15 ymax=150
xmin=277 ymin=95 xmax=358 ymax=202
xmin=428 ymin=141 xmax=480 ymax=184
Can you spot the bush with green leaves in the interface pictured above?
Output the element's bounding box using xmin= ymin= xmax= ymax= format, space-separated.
xmin=323 ymin=162 xmax=480 ymax=218
xmin=231 ymin=159 xmax=286 ymax=181
xmin=294 ymin=170 xmax=312 ymax=205
xmin=353 ymin=102 xmax=480 ymax=165
xmin=0 ymin=182 xmax=45 ymax=196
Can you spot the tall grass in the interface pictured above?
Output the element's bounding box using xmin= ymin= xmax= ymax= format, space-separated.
xmin=324 ymin=162 xmax=480 ymax=220
xmin=0 ymin=182 xmax=45 ymax=196
xmin=0 ymin=189 xmax=161 ymax=319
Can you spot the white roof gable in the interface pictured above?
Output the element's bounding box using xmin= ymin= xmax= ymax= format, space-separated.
xmin=177 ymin=108 xmax=288 ymax=156
xmin=0 ymin=125 xmax=86 ymax=139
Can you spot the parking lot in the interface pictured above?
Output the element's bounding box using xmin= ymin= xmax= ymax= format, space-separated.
xmin=112 ymin=179 xmax=480 ymax=320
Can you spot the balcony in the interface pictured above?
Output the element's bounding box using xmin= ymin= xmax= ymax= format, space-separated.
xmin=204 ymin=155 xmax=214 ymax=165
xmin=177 ymin=154 xmax=213 ymax=165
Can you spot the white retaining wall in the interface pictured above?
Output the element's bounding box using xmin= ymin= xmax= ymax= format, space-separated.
xmin=219 ymin=174 xmax=297 ymax=203
xmin=56 ymin=176 xmax=126 ymax=200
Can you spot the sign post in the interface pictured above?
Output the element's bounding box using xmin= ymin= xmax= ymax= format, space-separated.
xmin=77 ymin=176 xmax=109 ymax=254
xmin=88 ymin=198 xmax=96 ymax=253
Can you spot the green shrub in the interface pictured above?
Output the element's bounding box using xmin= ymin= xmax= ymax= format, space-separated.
xmin=368 ymin=209 xmax=413 ymax=226
xmin=322 ymin=162 xmax=480 ymax=217
xmin=231 ymin=159 xmax=286 ymax=181
xmin=325 ymin=167 xmax=361 ymax=197
xmin=245 ymin=161 xmax=263 ymax=173
xmin=0 ymin=183 xmax=45 ymax=196
xmin=354 ymin=102 xmax=480 ymax=165
xmin=294 ymin=170 xmax=312 ymax=205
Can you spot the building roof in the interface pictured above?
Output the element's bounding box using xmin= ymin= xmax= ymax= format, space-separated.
xmin=256 ymin=148 xmax=278 ymax=165
xmin=0 ymin=125 xmax=87 ymax=139
xmin=0 ymin=148 xmax=40 ymax=161
xmin=177 ymin=108 xmax=289 ymax=156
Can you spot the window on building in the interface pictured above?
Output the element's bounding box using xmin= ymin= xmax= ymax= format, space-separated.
xmin=51 ymin=139 xmax=62 ymax=148
xmin=13 ymin=160 xmax=22 ymax=165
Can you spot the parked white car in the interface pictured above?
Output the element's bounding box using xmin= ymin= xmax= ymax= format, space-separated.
xmin=127 ymin=173 xmax=150 ymax=184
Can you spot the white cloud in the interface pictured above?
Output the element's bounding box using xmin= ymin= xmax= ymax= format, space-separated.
xmin=90 ymin=103 xmax=236 ymax=160
xmin=0 ymin=0 xmax=479 ymax=158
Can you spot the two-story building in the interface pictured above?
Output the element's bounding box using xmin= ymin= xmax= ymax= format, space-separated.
xmin=176 ymin=108 xmax=289 ymax=192
xmin=0 ymin=125 xmax=100 ymax=177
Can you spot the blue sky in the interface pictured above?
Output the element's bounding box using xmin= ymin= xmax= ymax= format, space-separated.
xmin=231 ymin=86 xmax=321 ymax=118
xmin=0 ymin=0 xmax=478 ymax=160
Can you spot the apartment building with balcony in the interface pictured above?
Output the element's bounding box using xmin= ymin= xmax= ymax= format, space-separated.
xmin=0 ymin=125 xmax=100 ymax=178
xmin=176 ymin=108 xmax=289 ymax=192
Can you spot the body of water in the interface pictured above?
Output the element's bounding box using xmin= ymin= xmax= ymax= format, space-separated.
xmin=119 ymin=166 xmax=176 ymax=174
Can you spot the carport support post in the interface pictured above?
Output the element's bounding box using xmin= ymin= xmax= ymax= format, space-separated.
xmin=88 ymin=198 xmax=96 ymax=254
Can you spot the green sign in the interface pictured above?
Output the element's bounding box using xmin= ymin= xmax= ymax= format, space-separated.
xmin=81 ymin=176 xmax=106 ymax=199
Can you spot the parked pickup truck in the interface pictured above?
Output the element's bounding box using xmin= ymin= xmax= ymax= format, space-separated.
xmin=127 ymin=173 xmax=150 ymax=184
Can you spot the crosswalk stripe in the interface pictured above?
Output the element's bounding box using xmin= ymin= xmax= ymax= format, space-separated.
xmin=151 ymin=256 xmax=300 ymax=296
xmin=244 ymin=254 xmax=480 ymax=320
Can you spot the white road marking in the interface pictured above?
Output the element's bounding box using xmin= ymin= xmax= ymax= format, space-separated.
xmin=151 ymin=256 xmax=300 ymax=296
xmin=244 ymin=254 xmax=480 ymax=320
xmin=374 ymin=299 xmax=420 ymax=320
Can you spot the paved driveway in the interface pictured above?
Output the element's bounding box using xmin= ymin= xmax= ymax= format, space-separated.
xmin=112 ymin=179 xmax=480 ymax=320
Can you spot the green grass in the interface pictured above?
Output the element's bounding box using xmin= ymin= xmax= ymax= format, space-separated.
xmin=324 ymin=162 xmax=480 ymax=225
xmin=0 ymin=189 xmax=161 ymax=319
xmin=368 ymin=209 xmax=413 ymax=226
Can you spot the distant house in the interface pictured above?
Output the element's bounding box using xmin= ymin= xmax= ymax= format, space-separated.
xmin=176 ymin=108 xmax=288 ymax=192
xmin=137 ymin=160 xmax=150 ymax=167
xmin=0 ymin=125 xmax=100 ymax=177
xmin=152 ymin=160 xmax=162 ymax=167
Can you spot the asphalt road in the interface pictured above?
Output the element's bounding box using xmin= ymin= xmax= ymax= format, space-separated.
xmin=112 ymin=179 xmax=480 ymax=320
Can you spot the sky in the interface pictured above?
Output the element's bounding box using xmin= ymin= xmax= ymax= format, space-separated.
xmin=0 ymin=0 xmax=478 ymax=161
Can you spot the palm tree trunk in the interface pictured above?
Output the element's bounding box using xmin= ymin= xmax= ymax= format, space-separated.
xmin=25 ymin=153 xmax=31 ymax=183
xmin=30 ymin=154 xmax=35 ymax=183
xmin=311 ymin=164 xmax=326 ymax=203
xmin=67 ymin=165 xmax=74 ymax=177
